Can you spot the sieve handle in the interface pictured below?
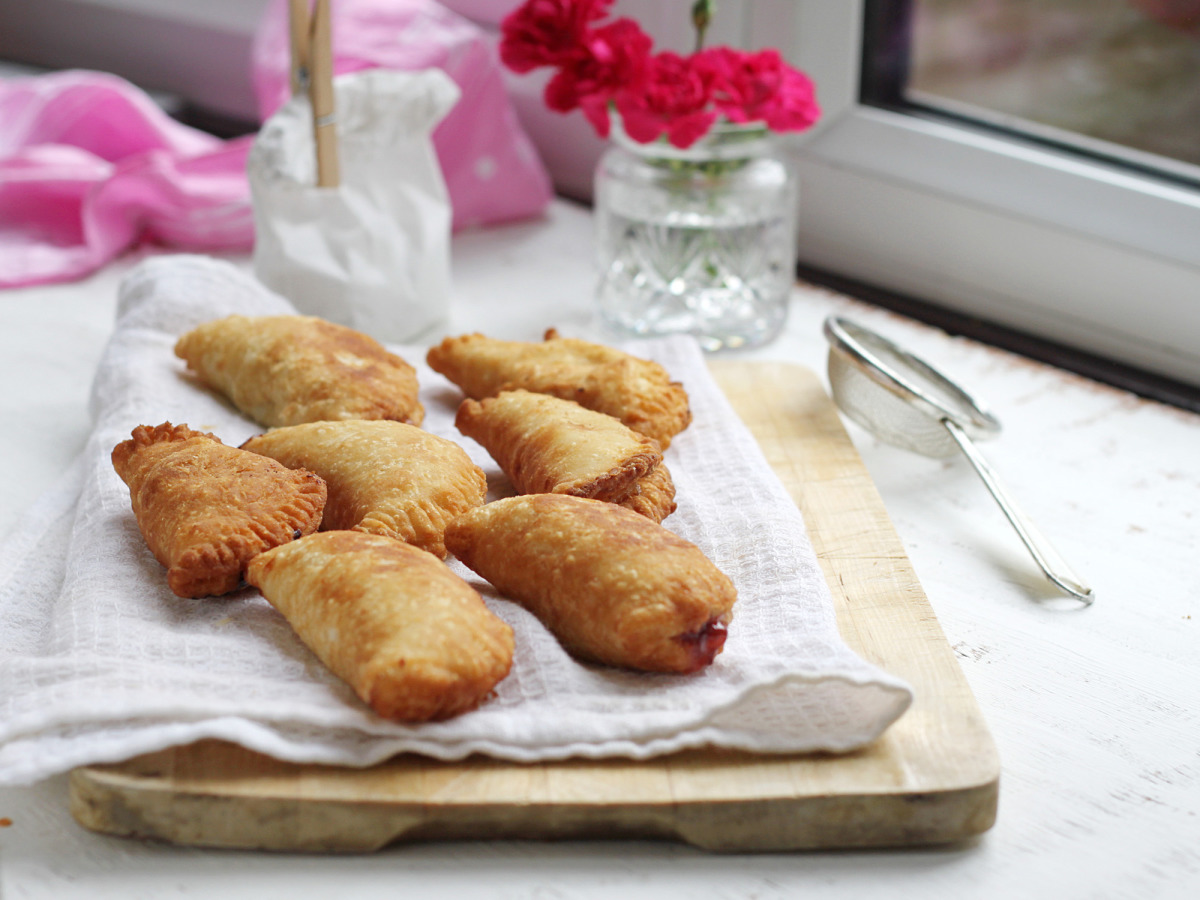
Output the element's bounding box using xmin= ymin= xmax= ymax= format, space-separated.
xmin=942 ymin=418 xmax=1094 ymax=604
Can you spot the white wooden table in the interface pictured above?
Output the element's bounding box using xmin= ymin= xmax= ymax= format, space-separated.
xmin=2 ymin=200 xmax=1197 ymax=899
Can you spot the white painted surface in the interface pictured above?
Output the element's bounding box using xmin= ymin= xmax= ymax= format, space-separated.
xmin=1 ymin=200 xmax=1197 ymax=898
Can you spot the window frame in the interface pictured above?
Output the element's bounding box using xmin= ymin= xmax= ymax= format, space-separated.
xmin=781 ymin=1 xmax=1200 ymax=387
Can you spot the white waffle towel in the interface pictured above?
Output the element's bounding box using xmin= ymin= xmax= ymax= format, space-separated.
xmin=0 ymin=255 xmax=912 ymax=784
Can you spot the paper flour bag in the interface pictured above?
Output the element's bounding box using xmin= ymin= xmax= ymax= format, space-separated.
xmin=248 ymin=68 xmax=459 ymax=342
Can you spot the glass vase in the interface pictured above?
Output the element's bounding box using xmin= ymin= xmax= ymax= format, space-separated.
xmin=593 ymin=120 xmax=798 ymax=351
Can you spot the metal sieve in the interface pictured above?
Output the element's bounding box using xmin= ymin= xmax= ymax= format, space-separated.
xmin=823 ymin=316 xmax=1094 ymax=605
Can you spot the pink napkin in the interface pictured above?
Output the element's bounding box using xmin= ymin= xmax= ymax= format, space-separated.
xmin=1 ymin=2 xmax=553 ymax=289
xmin=251 ymin=0 xmax=553 ymax=231
xmin=0 ymin=70 xmax=254 ymax=289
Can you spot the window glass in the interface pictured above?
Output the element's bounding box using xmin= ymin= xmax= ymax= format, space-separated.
xmin=866 ymin=0 xmax=1200 ymax=184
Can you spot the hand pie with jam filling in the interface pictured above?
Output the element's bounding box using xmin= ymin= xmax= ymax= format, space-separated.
xmin=247 ymin=531 xmax=514 ymax=722
xmin=175 ymin=314 xmax=424 ymax=428
xmin=241 ymin=420 xmax=486 ymax=559
xmin=426 ymin=329 xmax=690 ymax=448
xmin=111 ymin=422 xmax=327 ymax=598
xmin=455 ymin=389 xmax=656 ymax=493
xmin=444 ymin=494 xmax=734 ymax=674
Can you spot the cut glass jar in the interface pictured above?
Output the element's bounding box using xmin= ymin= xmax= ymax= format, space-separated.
xmin=593 ymin=119 xmax=799 ymax=351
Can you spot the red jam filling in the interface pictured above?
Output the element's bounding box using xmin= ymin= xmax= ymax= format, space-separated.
xmin=675 ymin=618 xmax=728 ymax=673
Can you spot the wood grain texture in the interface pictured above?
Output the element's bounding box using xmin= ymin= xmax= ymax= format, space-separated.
xmin=68 ymin=362 xmax=999 ymax=853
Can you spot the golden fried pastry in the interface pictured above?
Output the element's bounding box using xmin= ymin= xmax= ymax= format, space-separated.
xmin=444 ymin=494 xmax=735 ymax=673
xmin=241 ymin=420 xmax=486 ymax=558
xmin=455 ymin=390 xmax=662 ymax=502
xmin=175 ymin=314 xmax=424 ymax=428
xmin=426 ymin=329 xmax=690 ymax=448
xmin=616 ymin=463 xmax=677 ymax=523
xmin=247 ymin=531 xmax=513 ymax=722
xmin=111 ymin=422 xmax=327 ymax=598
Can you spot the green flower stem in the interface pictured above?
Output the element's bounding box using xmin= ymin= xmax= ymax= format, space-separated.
xmin=645 ymin=156 xmax=752 ymax=182
xmin=692 ymin=0 xmax=715 ymax=52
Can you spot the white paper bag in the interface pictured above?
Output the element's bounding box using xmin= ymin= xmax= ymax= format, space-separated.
xmin=247 ymin=68 xmax=460 ymax=342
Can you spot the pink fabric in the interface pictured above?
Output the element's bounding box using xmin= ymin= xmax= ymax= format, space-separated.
xmin=252 ymin=0 xmax=552 ymax=231
xmin=0 ymin=71 xmax=255 ymax=288
xmin=0 ymin=2 xmax=551 ymax=289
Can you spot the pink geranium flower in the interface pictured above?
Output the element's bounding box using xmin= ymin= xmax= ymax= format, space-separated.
xmin=500 ymin=0 xmax=615 ymax=72
xmin=499 ymin=0 xmax=820 ymax=145
xmin=615 ymin=51 xmax=717 ymax=148
xmin=706 ymin=47 xmax=782 ymax=122
xmin=543 ymin=18 xmax=651 ymax=137
xmin=761 ymin=65 xmax=821 ymax=133
xmin=706 ymin=46 xmax=821 ymax=132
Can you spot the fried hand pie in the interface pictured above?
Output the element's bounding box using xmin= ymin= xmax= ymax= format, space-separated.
xmin=175 ymin=314 xmax=424 ymax=427
xmin=241 ymin=420 xmax=486 ymax=558
xmin=444 ymin=495 xmax=734 ymax=674
xmin=426 ymin=329 xmax=690 ymax=448
xmin=455 ymin=390 xmax=662 ymax=502
xmin=111 ymin=422 xmax=327 ymax=598
xmin=247 ymin=531 xmax=514 ymax=722
xmin=615 ymin=463 xmax=677 ymax=523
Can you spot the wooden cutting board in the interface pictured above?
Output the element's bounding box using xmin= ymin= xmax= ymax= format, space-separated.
xmin=68 ymin=361 xmax=999 ymax=853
